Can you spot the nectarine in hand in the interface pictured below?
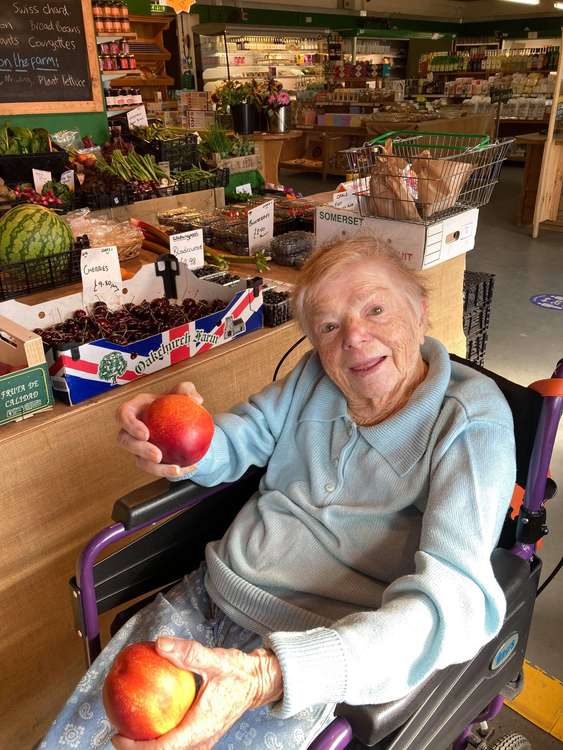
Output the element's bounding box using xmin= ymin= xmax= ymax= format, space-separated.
xmin=141 ymin=393 xmax=214 ymax=466
xmin=102 ymin=641 xmax=197 ymax=740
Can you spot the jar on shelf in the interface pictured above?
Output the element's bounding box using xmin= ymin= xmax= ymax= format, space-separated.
xmin=119 ymin=0 xmax=129 ymax=18
xmin=120 ymin=40 xmax=130 ymax=55
xmin=92 ymin=1 xmax=102 ymax=19
xmin=109 ymin=40 xmax=119 ymax=55
xmin=119 ymin=54 xmax=130 ymax=70
xmin=128 ymin=54 xmax=137 ymax=70
xmin=101 ymin=54 xmax=112 ymax=71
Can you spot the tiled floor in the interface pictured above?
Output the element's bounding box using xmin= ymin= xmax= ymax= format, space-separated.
xmin=281 ymin=164 xmax=562 ymax=749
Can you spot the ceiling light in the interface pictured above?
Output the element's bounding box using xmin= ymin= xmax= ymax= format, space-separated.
xmin=499 ymin=0 xmax=540 ymax=4
xmin=554 ymin=1 xmax=563 ymax=8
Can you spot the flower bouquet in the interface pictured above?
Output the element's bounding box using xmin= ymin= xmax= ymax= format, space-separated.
xmin=263 ymin=79 xmax=291 ymax=133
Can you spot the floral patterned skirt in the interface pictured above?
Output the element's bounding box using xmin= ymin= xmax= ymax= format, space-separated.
xmin=40 ymin=565 xmax=336 ymax=749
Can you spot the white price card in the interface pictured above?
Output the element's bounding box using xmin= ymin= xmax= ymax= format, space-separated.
xmin=170 ymin=229 xmax=204 ymax=270
xmin=236 ymin=183 xmax=253 ymax=196
xmin=60 ymin=170 xmax=75 ymax=193
xmin=32 ymin=169 xmax=52 ymax=194
xmin=332 ymin=191 xmax=358 ymax=211
xmin=248 ymin=199 xmax=274 ymax=255
xmin=81 ymin=246 xmax=123 ymax=309
xmin=127 ymin=104 xmax=149 ymax=129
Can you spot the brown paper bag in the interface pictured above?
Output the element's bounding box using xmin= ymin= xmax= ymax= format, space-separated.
xmin=369 ymin=154 xmax=421 ymax=221
xmin=412 ymin=149 xmax=474 ymax=218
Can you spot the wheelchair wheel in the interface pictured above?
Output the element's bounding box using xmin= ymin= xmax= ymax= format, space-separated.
xmin=490 ymin=733 xmax=532 ymax=750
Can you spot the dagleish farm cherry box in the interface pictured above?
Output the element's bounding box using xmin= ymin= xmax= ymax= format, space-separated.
xmin=0 ymin=257 xmax=264 ymax=406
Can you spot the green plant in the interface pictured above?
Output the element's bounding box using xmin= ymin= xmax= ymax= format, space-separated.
xmin=198 ymin=124 xmax=233 ymax=159
xmin=211 ymin=81 xmax=249 ymax=114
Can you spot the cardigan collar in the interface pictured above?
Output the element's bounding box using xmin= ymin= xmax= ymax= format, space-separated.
xmin=297 ymin=338 xmax=451 ymax=476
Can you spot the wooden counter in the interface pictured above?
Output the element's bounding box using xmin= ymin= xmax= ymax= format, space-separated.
xmin=0 ymin=197 xmax=467 ymax=748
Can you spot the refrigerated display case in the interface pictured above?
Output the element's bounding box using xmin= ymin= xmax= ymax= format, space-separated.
xmin=192 ymin=23 xmax=328 ymax=95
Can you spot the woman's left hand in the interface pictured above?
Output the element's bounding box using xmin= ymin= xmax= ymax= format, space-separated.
xmin=111 ymin=637 xmax=284 ymax=750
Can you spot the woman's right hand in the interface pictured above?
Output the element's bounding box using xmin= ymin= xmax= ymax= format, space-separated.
xmin=116 ymin=382 xmax=204 ymax=479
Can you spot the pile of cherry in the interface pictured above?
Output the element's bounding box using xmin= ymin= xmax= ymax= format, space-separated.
xmin=35 ymin=297 xmax=227 ymax=349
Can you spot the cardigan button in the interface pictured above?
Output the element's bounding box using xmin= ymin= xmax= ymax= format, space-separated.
xmin=325 ymin=482 xmax=335 ymax=492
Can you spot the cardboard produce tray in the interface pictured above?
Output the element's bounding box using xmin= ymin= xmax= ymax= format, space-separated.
xmin=0 ymin=258 xmax=263 ymax=406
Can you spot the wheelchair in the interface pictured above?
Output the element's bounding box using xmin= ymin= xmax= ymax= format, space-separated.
xmin=70 ymin=353 xmax=563 ymax=750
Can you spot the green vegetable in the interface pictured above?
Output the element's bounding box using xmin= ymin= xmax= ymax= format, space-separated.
xmin=42 ymin=180 xmax=72 ymax=210
xmin=0 ymin=126 xmax=9 ymax=156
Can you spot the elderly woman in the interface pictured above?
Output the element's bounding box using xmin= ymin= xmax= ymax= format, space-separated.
xmin=41 ymin=238 xmax=515 ymax=750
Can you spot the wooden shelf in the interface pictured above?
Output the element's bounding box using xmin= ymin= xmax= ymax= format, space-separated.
xmin=96 ymin=33 xmax=137 ymax=42
xmin=110 ymin=76 xmax=173 ymax=87
xmin=101 ymin=70 xmax=143 ymax=81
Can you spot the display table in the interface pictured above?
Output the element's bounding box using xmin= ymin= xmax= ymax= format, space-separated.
xmin=246 ymin=130 xmax=304 ymax=184
xmin=279 ymin=114 xmax=495 ymax=180
xmin=0 ymin=191 xmax=467 ymax=748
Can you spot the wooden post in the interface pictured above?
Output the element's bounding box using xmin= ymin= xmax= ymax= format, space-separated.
xmin=532 ymin=29 xmax=563 ymax=238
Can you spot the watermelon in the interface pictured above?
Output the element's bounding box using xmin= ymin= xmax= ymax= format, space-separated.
xmin=0 ymin=204 xmax=73 ymax=265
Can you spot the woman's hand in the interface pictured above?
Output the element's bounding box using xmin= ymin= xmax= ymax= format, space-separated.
xmin=111 ymin=637 xmax=284 ymax=750
xmin=116 ymin=383 xmax=204 ymax=479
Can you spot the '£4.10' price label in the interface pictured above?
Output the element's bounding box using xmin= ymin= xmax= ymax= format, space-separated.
xmin=80 ymin=246 xmax=123 ymax=309
xmin=248 ymin=200 xmax=274 ymax=255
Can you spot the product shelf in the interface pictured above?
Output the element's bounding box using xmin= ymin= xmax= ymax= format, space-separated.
xmin=101 ymin=70 xmax=143 ymax=81
xmin=96 ymin=33 xmax=137 ymax=42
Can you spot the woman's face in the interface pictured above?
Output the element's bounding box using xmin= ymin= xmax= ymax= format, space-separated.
xmin=307 ymin=259 xmax=427 ymax=421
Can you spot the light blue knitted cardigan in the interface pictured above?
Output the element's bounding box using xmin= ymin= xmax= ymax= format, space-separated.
xmin=186 ymin=337 xmax=516 ymax=717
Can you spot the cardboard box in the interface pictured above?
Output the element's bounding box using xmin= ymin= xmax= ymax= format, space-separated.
xmin=178 ymin=91 xmax=210 ymax=110
xmin=181 ymin=111 xmax=216 ymax=130
xmin=0 ymin=263 xmax=263 ymax=406
xmin=315 ymin=205 xmax=479 ymax=270
xmin=0 ymin=316 xmax=54 ymax=425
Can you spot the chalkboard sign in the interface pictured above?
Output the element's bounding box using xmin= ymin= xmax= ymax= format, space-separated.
xmin=0 ymin=0 xmax=103 ymax=115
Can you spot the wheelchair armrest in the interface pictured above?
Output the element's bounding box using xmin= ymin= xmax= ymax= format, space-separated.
xmin=112 ymin=467 xmax=265 ymax=530
xmin=334 ymin=667 xmax=454 ymax=747
xmin=112 ymin=478 xmax=226 ymax=530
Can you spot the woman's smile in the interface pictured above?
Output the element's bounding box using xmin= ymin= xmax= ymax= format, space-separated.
xmin=348 ymin=355 xmax=387 ymax=377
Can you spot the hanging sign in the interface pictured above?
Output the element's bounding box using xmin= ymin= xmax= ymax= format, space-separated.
xmin=170 ymin=229 xmax=204 ymax=270
xmin=248 ymin=200 xmax=274 ymax=254
xmin=81 ymin=246 xmax=123 ymax=309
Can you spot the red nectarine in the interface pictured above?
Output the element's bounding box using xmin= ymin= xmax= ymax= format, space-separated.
xmin=102 ymin=641 xmax=197 ymax=740
xmin=141 ymin=393 xmax=214 ymax=466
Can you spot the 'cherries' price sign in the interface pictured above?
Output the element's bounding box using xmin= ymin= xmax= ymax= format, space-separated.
xmin=80 ymin=246 xmax=123 ymax=309
xmin=248 ymin=200 xmax=274 ymax=255
xmin=170 ymin=229 xmax=204 ymax=270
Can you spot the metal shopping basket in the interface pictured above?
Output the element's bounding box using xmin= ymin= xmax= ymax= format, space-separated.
xmin=341 ymin=131 xmax=514 ymax=224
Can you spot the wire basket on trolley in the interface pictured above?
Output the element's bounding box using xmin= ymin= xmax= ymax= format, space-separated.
xmin=341 ymin=131 xmax=514 ymax=225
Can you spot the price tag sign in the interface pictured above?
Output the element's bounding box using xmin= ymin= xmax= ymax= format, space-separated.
xmin=32 ymin=169 xmax=52 ymax=194
xmin=332 ymin=191 xmax=358 ymax=211
xmin=127 ymin=104 xmax=149 ymax=129
xmin=170 ymin=229 xmax=204 ymax=270
xmin=60 ymin=170 xmax=75 ymax=193
xmin=236 ymin=183 xmax=253 ymax=196
xmin=248 ymin=199 xmax=274 ymax=255
xmin=81 ymin=246 xmax=123 ymax=309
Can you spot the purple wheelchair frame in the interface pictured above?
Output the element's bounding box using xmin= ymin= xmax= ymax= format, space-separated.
xmin=75 ymin=359 xmax=563 ymax=750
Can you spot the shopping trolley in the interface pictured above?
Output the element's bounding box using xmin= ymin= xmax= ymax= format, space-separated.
xmin=341 ymin=131 xmax=514 ymax=224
